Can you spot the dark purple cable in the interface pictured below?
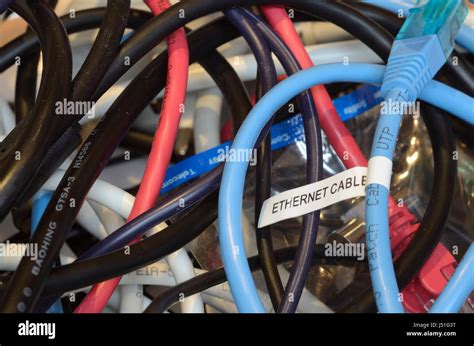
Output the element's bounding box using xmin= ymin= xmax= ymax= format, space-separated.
xmin=241 ymin=8 xmax=323 ymax=313
xmin=0 ymin=0 xmax=13 ymax=14
xmin=226 ymin=7 xmax=284 ymax=310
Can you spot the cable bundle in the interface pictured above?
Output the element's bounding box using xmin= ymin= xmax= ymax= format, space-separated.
xmin=0 ymin=0 xmax=472 ymax=318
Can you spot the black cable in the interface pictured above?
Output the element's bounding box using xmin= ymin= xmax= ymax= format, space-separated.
xmin=1 ymin=16 xmax=254 ymax=313
xmin=0 ymin=224 xmax=361 ymax=302
xmin=14 ymin=48 xmax=39 ymax=123
xmin=0 ymin=0 xmax=461 ymax=313
xmin=144 ymin=245 xmax=361 ymax=313
xmin=254 ymin=76 xmax=285 ymax=309
xmin=0 ymin=0 xmax=72 ymax=222
xmin=1 ymin=8 xmax=154 ymax=205
xmin=13 ymin=0 xmax=57 ymax=123
xmin=0 ymin=0 xmax=131 ymax=312
xmin=38 ymin=192 xmax=219 ymax=297
xmin=120 ymin=129 xmax=154 ymax=154
xmin=57 ymin=1 xmax=458 ymax=312
xmin=16 ymin=0 xmax=132 ymax=207
xmin=0 ymin=8 xmax=149 ymax=71
xmin=0 ymin=1 xmax=131 ymax=222
xmin=226 ymin=7 xmax=284 ymax=311
xmin=69 ymin=1 xmax=130 ymax=103
xmin=12 ymin=38 xmax=41 ymax=233
xmin=33 ymin=20 xmax=250 ymax=314
xmin=0 ymin=0 xmax=394 ymax=215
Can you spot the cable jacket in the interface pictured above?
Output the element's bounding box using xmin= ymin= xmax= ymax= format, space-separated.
xmin=75 ymin=0 xmax=192 ymax=313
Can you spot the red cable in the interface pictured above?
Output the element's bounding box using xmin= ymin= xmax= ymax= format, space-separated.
xmin=261 ymin=6 xmax=396 ymax=210
xmin=74 ymin=0 xmax=189 ymax=313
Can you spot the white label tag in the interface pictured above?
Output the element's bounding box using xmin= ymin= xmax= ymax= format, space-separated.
xmin=258 ymin=167 xmax=368 ymax=228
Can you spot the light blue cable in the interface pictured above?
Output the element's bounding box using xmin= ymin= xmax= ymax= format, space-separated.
xmin=456 ymin=26 xmax=474 ymax=54
xmin=430 ymin=244 xmax=474 ymax=313
xmin=365 ymin=88 xmax=407 ymax=313
xmin=32 ymin=190 xmax=64 ymax=314
xmin=361 ymin=0 xmax=474 ymax=53
xmin=366 ymin=0 xmax=468 ymax=313
xmin=218 ymin=62 xmax=473 ymax=313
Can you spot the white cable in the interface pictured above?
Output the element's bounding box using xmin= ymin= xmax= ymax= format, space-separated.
xmin=193 ymin=88 xmax=223 ymax=153
xmin=119 ymin=285 xmax=144 ymax=313
xmin=98 ymin=157 xmax=148 ymax=190
xmin=0 ymin=96 xmax=15 ymax=135
xmin=119 ymin=263 xmax=247 ymax=309
xmin=165 ymin=250 xmax=204 ymax=313
xmin=88 ymin=282 xmax=229 ymax=313
xmin=145 ymin=228 xmax=205 ymax=313
xmin=192 ymin=88 xmax=268 ymax=311
xmin=75 ymin=200 xmax=109 ymax=240
xmin=37 ymin=167 xmax=113 ymax=240
xmin=105 ymin=289 xmax=152 ymax=313
xmin=59 ymin=242 xmax=77 ymax=265
xmin=89 ymin=201 xmax=125 ymax=237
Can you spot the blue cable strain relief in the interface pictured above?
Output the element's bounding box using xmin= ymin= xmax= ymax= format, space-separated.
xmin=381 ymin=35 xmax=446 ymax=100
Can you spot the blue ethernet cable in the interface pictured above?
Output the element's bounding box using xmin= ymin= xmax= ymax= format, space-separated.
xmin=32 ymin=190 xmax=64 ymax=314
xmin=365 ymin=0 xmax=467 ymax=313
xmin=430 ymin=244 xmax=474 ymax=313
xmin=361 ymin=0 xmax=474 ymax=54
xmin=218 ymin=62 xmax=473 ymax=313
xmin=32 ymin=191 xmax=53 ymax=231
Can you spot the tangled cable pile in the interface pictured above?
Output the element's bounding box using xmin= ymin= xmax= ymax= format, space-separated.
xmin=0 ymin=0 xmax=472 ymax=315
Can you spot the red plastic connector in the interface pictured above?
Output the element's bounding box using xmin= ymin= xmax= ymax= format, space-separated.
xmin=387 ymin=204 xmax=457 ymax=313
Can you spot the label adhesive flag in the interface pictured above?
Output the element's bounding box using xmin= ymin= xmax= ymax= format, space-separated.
xmin=258 ymin=167 xmax=368 ymax=228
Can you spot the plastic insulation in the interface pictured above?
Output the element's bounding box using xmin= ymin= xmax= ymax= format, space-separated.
xmin=75 ymin=0 xmax=197 ymax=313
xmin=226 ymin=7 xmax=284 ymax=312
xmin=218 ymin=62 xmax=472 ymax=312
xmin=31 ymin=191 xmax=63 ymax=314
xmin=430 ymin=244 xmax=474 ymax=313
xmin=360 ymin=0 xmax=474 ymax=53
xmin=144 ymin=245 xmax=353 ymax=313
xmin=261 ymin=5 xmax=381 ymax=313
